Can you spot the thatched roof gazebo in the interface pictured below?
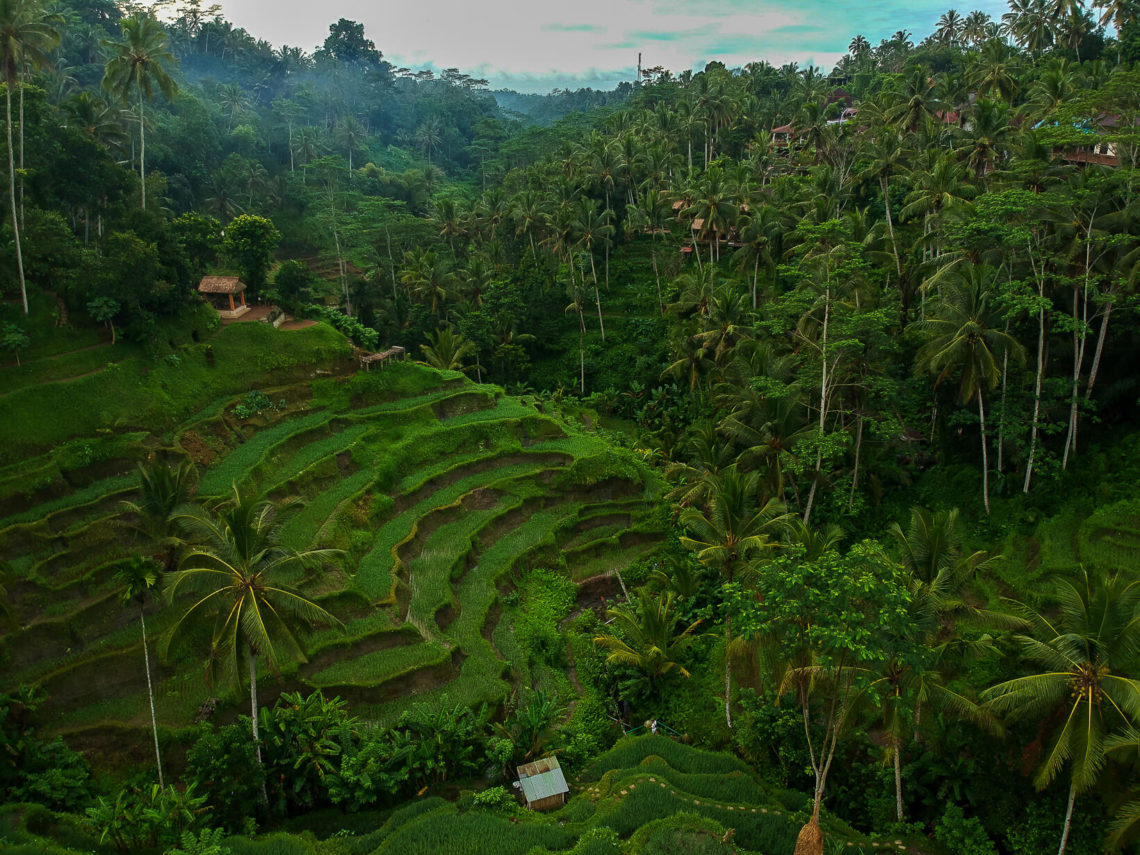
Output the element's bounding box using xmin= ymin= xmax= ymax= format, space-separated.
xmin=198 ymin=275 xmax=249 ymax=318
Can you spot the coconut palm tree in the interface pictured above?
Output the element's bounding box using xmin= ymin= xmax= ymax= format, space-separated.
xmin=114 ymin=556 xmax=166 ymax=789
xmin=911 ymin=269 xmax=1024 ymax=514
xmin=419 ymin=324 xmax=479 ymax=375
xmin=984 ymin=567 xmax=1140 ymax=855
xmin=163 ymin=488 xmax=342 ymax=790
xmin=121 ymin=458 xmax=197 ymax=572
xmin=0 ymin=0 xmax=58 ymax=314
xmin=935 ymin=9 xmax=965 ymax=46
xmin=102 ymin=13 xmax=178 ymax=210
xmin=594 ymin=588 xmax=704 ymax=698
xmin=679 ymin=464 xmax=790 ymax=727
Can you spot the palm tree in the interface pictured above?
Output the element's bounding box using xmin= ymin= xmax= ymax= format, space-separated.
xmin=163 ymin=488 xmax=342 ymax=789
xmin=114 ymin=556 xmax=166 ymax=789
xmin=935 ymin=9 xmax=965 ymax=46
xmin=984 ymin=568 xmax=1140 ymax=855
xmin=0 ymin=0 xmax=58 ymax=314
xmin=121 ymin=458 xmax=197 ymax=571
xmin=419 ymin=324 xmax=479 ymax=374
xmin=679 ymin=464 xmax=790 ymax=727
xmin=594 ymin=589 xmax=704 ymax=698
xmin=335 ymin=114 xmax=366 ymax=171
xmin=570 ymin=197 xmax=613 ymax=342
xmin=102 ymin=13 xmax=178 ymax=210
xmin=911 ymin=270 xmax=1024 ymax=514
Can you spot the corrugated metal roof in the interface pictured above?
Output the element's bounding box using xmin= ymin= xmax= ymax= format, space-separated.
xmin=518 ymin=767 xmax=568 ymax=804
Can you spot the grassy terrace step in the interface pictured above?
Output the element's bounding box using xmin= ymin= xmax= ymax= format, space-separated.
xmin=0 ymin=475 xmax=135 ymax=530
xmin=305 ymin=641 xmax=450 ymax=689
xmin=404 ymin=503 xmax=508 ymax=637
xmin=355 ymin=461 xmax=565 ymax=601
xmin=193 ymin=387 xmax=481 ymax=496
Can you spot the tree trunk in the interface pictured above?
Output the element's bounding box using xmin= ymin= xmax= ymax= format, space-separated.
xmin=724 ymin=614 xmax=733 ymax=729
xmin=588 ymin=253 xmax=606 ymax=342
xmin=139 ymin=604 xmax=164 ymax=789
xmin=18 ymin=74 xmax=24 ymax=228
xmin=577 ymin=301 xmax=586 ymax=396
xmin=139 ymin=89 xmax=147 ymax=210
xmin=979 ymin=387 xmax=991 ymax=515
xmin=1084 ymin=297 xmax=1112 ymax=404
xmin=997 ymin=336 xmax=1009 ymax=474
xmin=652 ymin=248 xmax=663 ymax=315
xmin=803 ymin=290 xmax=830 ymax=526
xmin=1057 ymin=782 xmax=1076 ymax=855
xmin=752 ymin=254 xmax=759 ymax=309
xmin=894 ymin=745 xmax=904 ymax=822
xmin=848 ymin=412 xmax=863 ymax=511
xmin=882 ymin=176 xmax=902 ymax=278
xmin=1022 ymin=281 xmax=1045 ymax=494
xmin=6 ymin=86 xmax=28 ymax=314
xmin=249 ymin=648 xmax=268 ymax=803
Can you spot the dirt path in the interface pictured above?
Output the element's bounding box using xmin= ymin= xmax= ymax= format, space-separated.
xmin=0 ymin=365 xmax=108 ymax=399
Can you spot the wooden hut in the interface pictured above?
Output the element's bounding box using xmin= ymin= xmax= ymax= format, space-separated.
xmin=198 ymin=276 xmax=249 ymax=319
xmin=516 ymin=756 xmax=569 ymax=811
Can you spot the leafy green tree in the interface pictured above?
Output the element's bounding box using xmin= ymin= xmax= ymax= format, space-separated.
xmin=184 ymin=720 xmax=265 ymax=831
xmin=163 ymin=487 xmax=342 ymax=794
xmin=221 ymin=213 xmax=280 ymax=299
xmin=736 ymin=542 xmax=913 ymax=855
xmin=0 ymin=321 xmax=28 ymax=365
xmin=101 ymin=13 xmax=177 ymax=210
xmin=984 ymin=567 xmax=1140 ymax=855
xmin=86 ymin=295 xmax=119 ymax=344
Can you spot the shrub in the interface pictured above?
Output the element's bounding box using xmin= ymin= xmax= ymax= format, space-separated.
xmin=184 ymin=721 xmax=266 ymax=832
xmin=935 ymin=804 xmax=998 ymax=855
xmin=471 ymin=785 xmax=518 ymax=814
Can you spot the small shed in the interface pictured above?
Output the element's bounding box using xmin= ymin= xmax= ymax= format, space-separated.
xmin=516 ymin=756 xmax=569 ymax=811
xmin=199 ymin=275 xmax=249 ymax=318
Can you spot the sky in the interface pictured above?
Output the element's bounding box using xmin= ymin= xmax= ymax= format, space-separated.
xmin=164 ymin=0 xmax=1014 ymax=93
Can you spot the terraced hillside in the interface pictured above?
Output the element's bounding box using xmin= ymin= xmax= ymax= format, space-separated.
xmin=0 ymin=735 xmax=928 ymax=855
xmin=0 ymin=361 xmax=663 ymax=760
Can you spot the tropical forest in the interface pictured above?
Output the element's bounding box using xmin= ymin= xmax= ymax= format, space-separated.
xmin=2 ymin=0 xmax=1140 ymax=853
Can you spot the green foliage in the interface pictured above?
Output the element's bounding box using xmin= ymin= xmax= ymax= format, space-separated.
xmin=934 ymin=804 xmax=998 ymax=855
xmin=185 ymin=721 xmax=266 ymax=832
xmin=471 ymin=785 xmax=518 ymax=814
xmin=84 ymin=784 xmax=208 ymax=852
xmin=0 ymin=688 xmax=91 ymax=811
xmin=513 ymin=568 xmax=577 ymax=668
xmin=222 ymin=215 xmax=281 ymax=297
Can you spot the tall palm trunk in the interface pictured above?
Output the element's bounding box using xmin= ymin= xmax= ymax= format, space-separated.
xmin=979 ymin=387 xmax=991 ymax=515
xmin=1022 ymin=276 xmax=1045 ymax=493
xmin=881 ymin=176 xmax=902 ymax=277
xmin=1057 ymin=782 xmax=1076 ymax=855
xmin=1084 ymin=296 xmax=1112 ymax=404
xmin=138 ymin=88 xmax=146 ymax=209
xmin=588 ymin=252 xmax=606 ymax=341
xmin=6 ymin=84 xmax=27 ymax=314
xmin=803 ymin=288 xmax=830 ymax=526
xmin=248 ymin=647 xmax=269 ymax=803
xmin=724 ymin=614 xmax=733 ymax=729
xmin=139 ymin=603 xmax=164 ymax=789
xmin=651 ymin=246 xmax=663 ymax=315
xmin=894 ymin=746 xmax=904 ymax=821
